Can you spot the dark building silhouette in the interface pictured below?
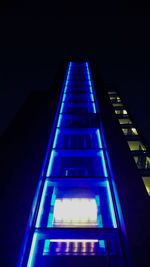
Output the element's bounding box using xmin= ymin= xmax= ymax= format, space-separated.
xmin=0 ymin=60 xmax=150 ymax=267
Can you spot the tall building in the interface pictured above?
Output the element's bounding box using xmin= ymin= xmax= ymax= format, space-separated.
xmin=106 ymin=88 xmax=150 ymax=196
xmin=1 ymin=61 xmax=150 ymax=267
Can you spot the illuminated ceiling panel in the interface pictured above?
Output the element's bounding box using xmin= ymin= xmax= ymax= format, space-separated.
xmin=52 ymin=198 xmax=97 ymax=227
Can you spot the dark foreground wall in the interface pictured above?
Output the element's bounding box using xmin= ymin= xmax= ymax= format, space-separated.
xmin=0 ymin=62 xmax=67 ymax=266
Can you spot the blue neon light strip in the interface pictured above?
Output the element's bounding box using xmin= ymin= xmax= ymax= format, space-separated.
xmin=21 ymin=61 xmax=122 ymax=266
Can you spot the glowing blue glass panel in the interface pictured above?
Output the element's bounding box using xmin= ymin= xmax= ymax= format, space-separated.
xmin=53 ymin=128 xmax=102 ymax=149
xmin=57 ymin=114 xmax=99 ymax=128
xmin=35 ymin=181 xmax=116 ymax=229
xmin=65 ymin=84 xmax=93 ymax=94
xmin=60 ymin=102 xmax=96 ymax=114
xmin=46 ymin=149 xmax=107 ymax=177
xmin=62 ymin=93 xmax=94 ymax=102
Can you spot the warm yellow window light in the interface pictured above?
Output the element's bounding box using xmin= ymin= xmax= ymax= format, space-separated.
xmin=119 ymin=119 xmax=132 ymax=125
xmin=142 ymin=177 xmax=150 ymax=196
xmin=127 ymin=141 xmax=146 ymax=151
xmin=108 ymin=91 xmax=117 ymax=95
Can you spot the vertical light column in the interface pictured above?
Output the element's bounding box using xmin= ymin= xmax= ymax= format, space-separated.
xmin=19 ymin=62 xmax=125 ymax=267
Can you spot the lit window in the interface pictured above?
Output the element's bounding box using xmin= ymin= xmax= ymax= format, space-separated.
xmin=122 ymin=128 xmax=138 ymax=136
xmin=134 ymin=156 xmax=150 ymax=169
xmin=52 ymin=198 xmax=98 ymax=227
xmin=112 ymin=103 xmax=123 ymax=107
xmin=123 ymin=110 xmax=127 ymax=115
xmin=127 ymin=141 xmax=146 ymax=151
xmin=109 ymin=96 xmax=116 ymax=101
xmin=131 ymin=128 xmax=138 ymax=135
xmin=119 ymin=119 xmax=132 ymax=125
xmin=115 ymin=110 xmax=121 ymax=115
xmin=142 ymin=177 xmax=150 ymax=195
xmin=115 ymin=109 xmax=127 ymax=115
xmin=108 ymin=91 xmax=117 ymax=95
xmin=117 ymin=97 xmax=121 ymax=103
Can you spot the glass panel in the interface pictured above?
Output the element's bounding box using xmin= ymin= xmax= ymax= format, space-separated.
xmin=65 ymin=84 xmax=92 ymax=94
xmin=53 ymin=128 xmax=102 ymax=149
xmin=57 ymin=114 xmax=98 ymax=128
xmin=127 ymin=141 xmax=146 ymax=151
xmin=122 ymin=128 xmax=138 ymax=136
xmin=63 ymin=93 xmax=94 ymax=102
xmin=118 ymin=119 xmax=132 ymax=125
xmin=142 ymin=177 xmax=150 ymax=195
xmin=46 ymin=150 xmax=107 ymax=177
xmin=60 ymin=102 xmax=96 ymax=114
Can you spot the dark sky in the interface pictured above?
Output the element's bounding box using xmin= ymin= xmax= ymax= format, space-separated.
xmin=0 ymin=6 xmax=150 ymax=146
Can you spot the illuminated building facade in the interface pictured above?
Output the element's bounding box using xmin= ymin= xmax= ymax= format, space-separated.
xmin=107 ymin=90 xmax=150 ymax=196
xmin=15 ymin=61 xmax=150 ymax=267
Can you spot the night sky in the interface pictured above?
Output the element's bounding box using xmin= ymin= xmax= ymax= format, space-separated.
xmin=0 ymin=7 xmax=150 ymax=146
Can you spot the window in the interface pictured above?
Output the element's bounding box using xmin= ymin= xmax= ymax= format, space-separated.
xmin=109 ymin=96 xmax=121 ymax=103
xmin=119 ymin=119 xmax=132 ymax=125
xmin=108 ymin=91 xmax=117 ymax=95
xmin=127 ymin=141 xmax=146 ymax=151
xmin=115 ymin=109 xmax=127 ymax=115
xmin=142 ymin=177 xmax=150 ymax=195
xmin=122 ymin=128 xmax=138 ymax=136
xmin=112 ymin=103 xmax=123 ymax=107
xmin=134 ymin=155 xmax=150 ymax=169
